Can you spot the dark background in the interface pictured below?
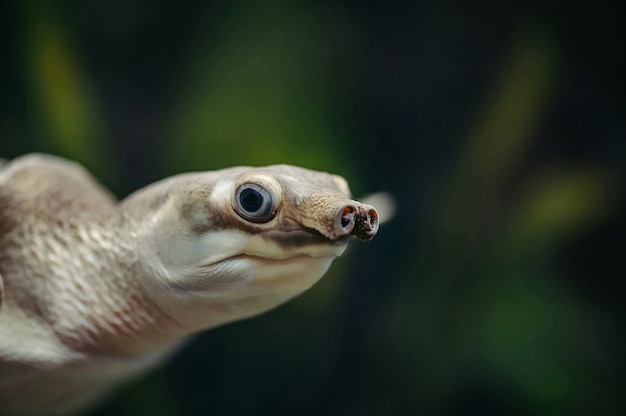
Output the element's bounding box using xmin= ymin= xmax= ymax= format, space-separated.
xmin=1 ymin=1 xmax=625 ymax=415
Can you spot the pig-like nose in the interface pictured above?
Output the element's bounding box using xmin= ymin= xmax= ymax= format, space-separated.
xmin=333 ymin=203 xmax=379 ymax=241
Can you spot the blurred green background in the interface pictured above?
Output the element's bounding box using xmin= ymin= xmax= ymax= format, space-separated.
xmin=1 ymin=1 xmax=625 ymax=415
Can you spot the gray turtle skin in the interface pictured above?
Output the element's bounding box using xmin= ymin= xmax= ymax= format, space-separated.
xmin=0 ymin=154 xmax=379 ymax=415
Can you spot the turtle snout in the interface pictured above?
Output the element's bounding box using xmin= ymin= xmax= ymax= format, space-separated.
xmin=333 ymin=203 xmax=379 ymax=241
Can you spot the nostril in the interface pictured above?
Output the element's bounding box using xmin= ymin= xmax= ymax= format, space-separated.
xmin=351 ymin=204 xmax=379 ymax=241
xmin=333 ymin=204 xmax=356 ymax=239
xmin=341 ymin=206 xmax=355 ymax=228
xmin=331 ymin=203 xmax=380 ymax=241
xmin=367 ymin=208 xmax=378 ymax=229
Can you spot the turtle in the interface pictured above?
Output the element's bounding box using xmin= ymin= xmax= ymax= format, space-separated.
xmin=0 ymin=154 xmax=383 ymax=415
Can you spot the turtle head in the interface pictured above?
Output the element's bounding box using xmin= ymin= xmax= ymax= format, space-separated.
xmin=128 ymin=165 xmax=379 ymax=331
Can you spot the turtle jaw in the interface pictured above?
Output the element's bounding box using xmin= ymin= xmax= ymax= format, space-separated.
xmin=213 ymin=253 xmax=338 ymax=294
xmin=196 ymin=232 xmax=349 ymax=292
xmin=214 ymin=230 xmax=350 ymax=296
xmin=162 ymin=238 xmax=344 ymax=333
xmin=240 ymin=231 xmax=350 ymax=260
xmin=221 ymin=233 xmax=350 ymax=291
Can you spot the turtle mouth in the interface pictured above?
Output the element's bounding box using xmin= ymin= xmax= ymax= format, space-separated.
xmin=240 ymin=230 xmax=350 ymax=261
xmin=196 ymin=228 xmax=350 ymax=271
xmin=227 ymin=252 xmax=336 ymax=264
xmin=200 ymin=237 xmax=348 ymax=269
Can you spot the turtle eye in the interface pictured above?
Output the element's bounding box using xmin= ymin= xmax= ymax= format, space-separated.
xmin=234 ymin=183 xmax=275 ymax=223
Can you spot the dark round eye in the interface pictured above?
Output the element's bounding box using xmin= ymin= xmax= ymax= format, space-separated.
xmin=234 ymin=183 xmax=275 ymax=223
